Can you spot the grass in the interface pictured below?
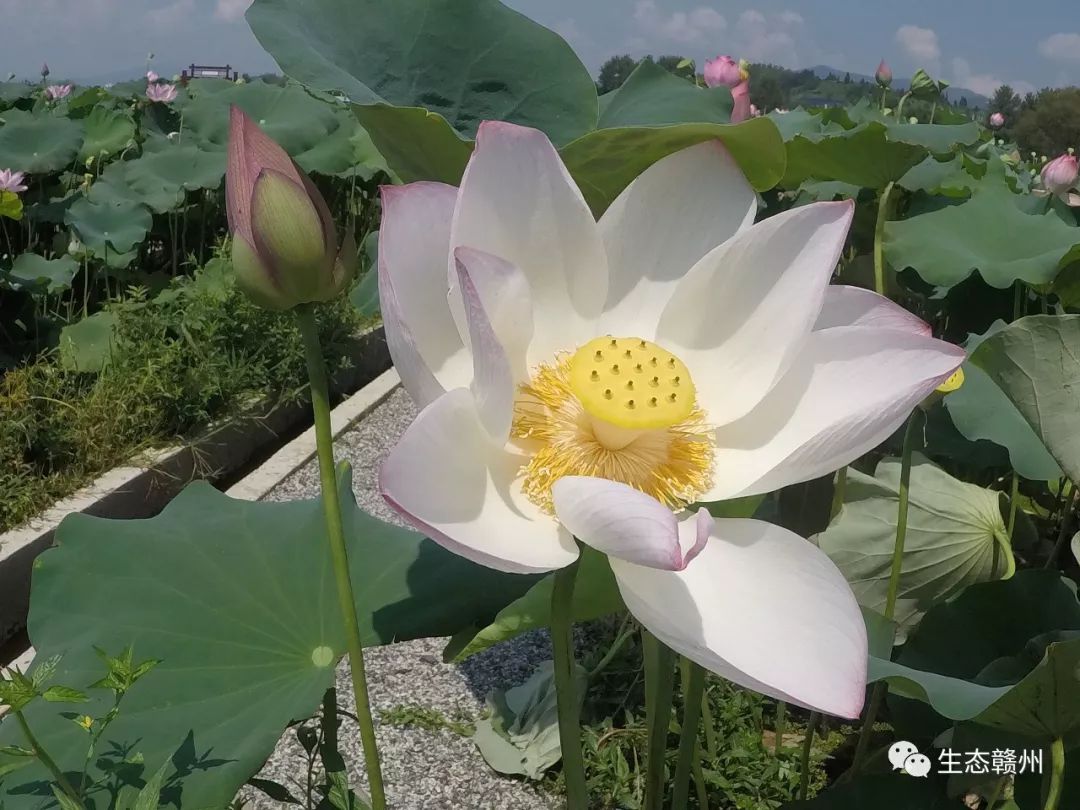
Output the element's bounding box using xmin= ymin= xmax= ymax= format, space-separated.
xmin=378 ymin=704 xmax=477 ymax=738
xmin=0 ymin=255 xmax=372 ymax=534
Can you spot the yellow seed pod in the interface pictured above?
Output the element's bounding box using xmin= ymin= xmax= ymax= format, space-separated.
xmin=568 ymin=336 xmax=696 ymax=430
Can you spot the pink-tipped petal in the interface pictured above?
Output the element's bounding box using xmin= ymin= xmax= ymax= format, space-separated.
xmin=552 ymin=477 xmax=714 ymax=571
xmin=454 ymin=253 xmax=515 ymax=442
xmin=658 ymin=200 xmax=855 ymax=427
xmin=599 ymin=140 xmax=756 ymax=336
xmin=611 ymin=518 xmax=868 ymax=719
xmin=452 ymin=247 xmax=534 ymax=385
xmin=704 ymin=325 xmax=966 ymax=500
xmin=703 ymin=56 xmax=742 ymax=89
xmin=449 ymin=121 xmax=608 ymax=364
xmin=378 ymin=182 xmax=469 ymax=405
xmin=378 ymin=268 xmax=444 ymax=407
xmin=380 ymin=389 xmax=578 ymax=575
xmin=815 ymin=285 xmax=932 ymax=335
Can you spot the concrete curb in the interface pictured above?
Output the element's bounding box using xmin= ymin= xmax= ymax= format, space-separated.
xmin=0 ymin=326 xmax=390 ymax=647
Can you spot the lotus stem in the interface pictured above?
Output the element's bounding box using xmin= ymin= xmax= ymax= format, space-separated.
xmin=296 ymin=304 xmax=386 ymax=810
xmin=799 ymin=712 xmax=820 ymax=800
xmin=873 ymin=181 xmax=896 ymax=297
xmin=643 ymin=630 xmax=676 ymax=810
xmin=672 ymin=659 xmax=705 ymax=809
xmin=551 ymin=558 xmax=588 ymax=809
xmin=831 ymin=467 xmax=847 ymax=520
xmin=1044 ymin=738 xmax=1065 ymax=810
xmin=852 ymin=410 xmax=919 ymax=771
xmin=14 ymin=710 xmax=84 ymax=809
xmin=774 ymin=701 xmax=787 ymax=755
xmin=1046 ymin=485 xmax=1079 ymax=570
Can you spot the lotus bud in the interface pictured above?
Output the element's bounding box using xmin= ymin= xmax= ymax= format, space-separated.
xmin=1042 ymin=154 xmax=1079 ymax=197
xmin=875 ymin=59 xmax=892 ymax=87
xmin=1041 ymin=155 xmax=1048 ymax=164
xmin=908 ymin=116 xmax=919 ymax=124
xmin=989 ymin=112 xmax=1005 ymax=129
xmin=226 ymin=106 xmax=355 ymax=311
xmin=1069 ymin=147 xmax=1076 ymax=156
xmin=703 ymin=55 xmax=744 ymax=89
xmin=41 ymin=62 xmax=49 ymax=78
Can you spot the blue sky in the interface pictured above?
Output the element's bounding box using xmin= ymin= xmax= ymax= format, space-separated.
xmin=3 ymin=0 xmax=1079 ymax=95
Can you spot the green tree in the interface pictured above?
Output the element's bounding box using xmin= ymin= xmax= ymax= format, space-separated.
xmin=751 ymin=74 xmax=786 ymax=112
xmin=656 ymin=54 xmax=693 ymax=80
xmin=1014 ymin=87 xmax=1080 ymax=157
xmin=989 ymin=84 xmax=1021 ymax=122
xmin=597 ymin=54 xmax=637 ymax=94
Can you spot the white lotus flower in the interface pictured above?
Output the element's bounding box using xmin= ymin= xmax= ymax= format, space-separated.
xmin=378 ymin=121 xmax=964 ymax=719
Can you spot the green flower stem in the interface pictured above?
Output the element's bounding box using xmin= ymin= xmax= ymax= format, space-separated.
xmin=1046 ymin=485 xmax=1079 ymax=570
xmin=873 ymin=181 xmax=896 ymax=297
xmin=896 ymin=92 xmax=911 ymax=121
xmin=799 ymin=712 xmax=820 ymax=800
xmin=643 ymin=631 xmax=676 ymax=810
xmin=852 ymin=411 xmax=919 ymax=771
xmin=551 ymin=559 xmax=588 ymax=809
xmin=831 ymin=467 xmax=847 ymax=520
xmin=14 ymin=710 xmax=83 ymax=808
xmin=588 ymin=612 xmax=635 ymax=681
xmin=700 ymin=689 xmax=719 ymax=758
xmin=672 ymin=659 xmax=705 ymax=810
xmin=774 ymin=701 xmax=787 ymax=755
xmin=1044 ymin=738 xmax=1065 ymax=810
xmin=999 ymin=471 xmax=1020 ymax=578
xmin=296 ymin=305 xmax=386 ymax=810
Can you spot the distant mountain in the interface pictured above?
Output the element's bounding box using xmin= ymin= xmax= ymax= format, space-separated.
xmin=809 ymin=64 xmax=989 ymax=108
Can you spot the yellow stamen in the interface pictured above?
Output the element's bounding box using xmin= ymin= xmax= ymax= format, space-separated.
xmin=936 ymin=368 xmax=964 ymax=394
xmin=512 ymin=337 xmax=714 ymax=513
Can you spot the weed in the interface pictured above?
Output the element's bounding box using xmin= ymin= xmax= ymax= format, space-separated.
xmin=378 ymin=704 xmax=476 ymax=738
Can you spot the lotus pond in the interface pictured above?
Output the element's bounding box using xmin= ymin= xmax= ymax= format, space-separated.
xmin=2 ymin=1 xmax=1080 ymax=809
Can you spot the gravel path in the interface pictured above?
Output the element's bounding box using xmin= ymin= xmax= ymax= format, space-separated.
xmin=251 ymin=387 xmax=564 ymax=810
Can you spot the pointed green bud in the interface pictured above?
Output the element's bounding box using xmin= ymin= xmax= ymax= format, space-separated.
xmin=231 ymin=235 xmax=294 ymax=311
xmin=250 ymin=169 xmax=332 ymax=303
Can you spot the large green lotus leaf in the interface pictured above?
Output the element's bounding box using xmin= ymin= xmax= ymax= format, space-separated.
xmin=116 ymin=144 xmax=225 ymax=214
xmin=944 ymin=321 xmax=1061 ymax=480
xmin=766 ymin=108 xmax=840 ymax=140
xmin=247 ymin=0 xmax=598 ymax=145
xmin=898 ymin=155 xmax=978 ymax=197
xmin=8 ymin=253 xmax=79 ymax=293
xmin=78 ymin=106 xmax=136 ymax=162
xmin=780 ymin=121 xmax=926 ymax=189
xmin=0 ymin=113 xmax=83 ymax=173
xmin=181 ymin=81 xmax=371 ymax=176
xmin=868 ymin=571 xmax=1080 ymax=738
xmin=885 ymin=180 xmax=1080 ymax=289
xmin=782 ymin=774 xmax=954 ymax=809
xmin=58 ymin=310 xmax=117 ymax=371
xmin=352 ymin=104 xmax=472 ymax=185
xmin=0 ymin=190 xmax=22 ymax=220
xmin=970 ymin=315 xmax=1080 ymax=482
xmin=816 ymin=456 xmax=1014 ymax=638
xmin=444 ymin=496 xmax=762 ymax=661
xmin=598 ymin=59 xmax=732 ymax=128
xmin=883 ymin=120 xmax=982 ymax=153
xmin=0 ymin=475 xmax=535 ymax=809
xmin=561 ymin=116 xmax=786 ymax=217
xmin=64 ymin=185 xmax=152 ymax=254
xmin=0 ymin=82 xmax=35 ymax=105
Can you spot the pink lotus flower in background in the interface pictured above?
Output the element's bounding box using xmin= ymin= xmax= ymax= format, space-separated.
xmin=989 ymin=112 xmax=1005 ymax=129
xmin=875 ymin=59 xmax=892 ymax=87
xmin=750 ymin=103 xmax=761 ymax=118
xmin=378 ymin=120 xmax=965 ymax=719
xmin=147 ymin=70 xmax=159 ymax=83
xmin=0 ymin=169 xmax=27 ymax=194
xmin=146 ymin=83 xmax=178 ymax=103
xmin=1038 ymin=154 xmax=1080 ymax=206
xmin=703 ymin=55 xmax=744 ymax=88
xmin=44 ymin=84 xmax=72 ymax=100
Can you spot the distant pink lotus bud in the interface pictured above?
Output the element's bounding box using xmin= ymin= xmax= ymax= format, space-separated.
xmin=875 ymin=60 xmax=892 ymax=87
xmin=704 ymin=55 xmax=744 ymax=88
xmin=1042 ymin=154 xmax=1079 ymax=199
xmin=44 ymin=83 xmax=72 ymax=100
xmin=0 ymin=169 xmax=28 ymax=194
xmin=750 ymin=103 xmax=761 ymax=118
xmin=989 ymin=112 xmax=1005 ymax=129
xmin=40 ymin=62 xmax=50 ymax=78
xmin=147 ymin=70 xmax=159 ymax=83
xmin=731 ymin=80 xmax=751 ymax=124
xmin=146 ymin=83 xmax=178 ymax=103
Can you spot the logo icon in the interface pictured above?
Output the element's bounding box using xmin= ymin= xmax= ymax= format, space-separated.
xmin=888 ymin=741 xmax=930 ymax=777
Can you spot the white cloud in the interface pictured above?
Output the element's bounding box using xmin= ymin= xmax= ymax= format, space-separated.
xmin=778 ymin=10 xmax=804 ymax=26
xmin=1038 ymin=32 xmax=1080 ymax=63
xmin=146 ymin=0 xmax=194 ymax=30
xmin=633 ymin=1 xmax=726 ymax=46
xmin=895 ymin=24 xmax=940 ymax=70
xmin=214 ymin=0 xmax=252 ymax=22
xmin=951 ymin=57 xmax=1034 ymax=98
xmin=734 ymin=8 xmax=798 ymax=64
